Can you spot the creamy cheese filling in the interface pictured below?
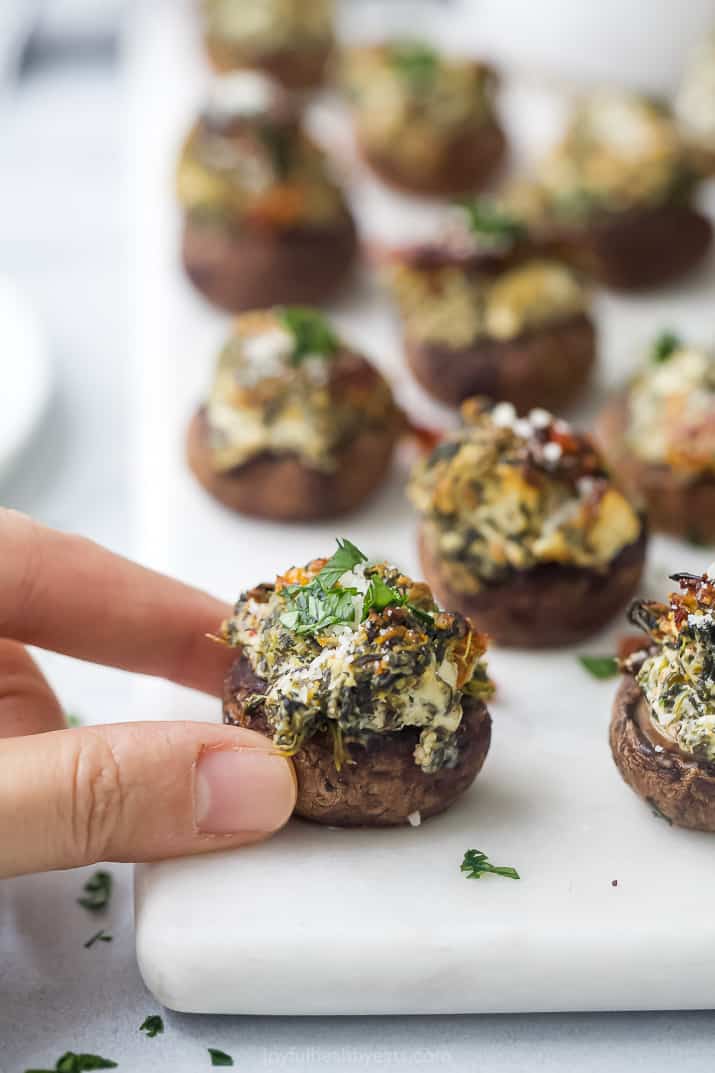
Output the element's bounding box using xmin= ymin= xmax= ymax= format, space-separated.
xmin=626 ymin=344 xmax=715 ymax=474
xmin=637 ymin=627 xmax=715 ymax=761
xmin=224 ymin=556 xmax=492 ymax=774
xmin=409 ymin=403 xmax=641 ymax=590
xmin=536 ymin=91 xmax=685 ymax=215
xmin=391 ymin=259 xmax=587 ymax=348
xmin=344 ymin=46 xmax=494 ymax=165
xmin=204 ymin=312 xmax=379 ymax=474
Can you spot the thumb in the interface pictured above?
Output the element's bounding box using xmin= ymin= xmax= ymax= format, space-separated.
xmin=0 ymin=722 xmax=297 ymax=877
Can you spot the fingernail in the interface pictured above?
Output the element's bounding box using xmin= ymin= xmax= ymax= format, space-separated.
xmin=194 ymin=748 xmax=296 ymax=834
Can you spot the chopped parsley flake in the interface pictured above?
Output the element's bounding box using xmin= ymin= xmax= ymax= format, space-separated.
xmin=578 ymin=655 xmax=619 ymax=679
xmin=651 ymin=331 xmax=681 ymax=364
xmin=459 ymin=199 xmax=527 ymax=243
xmin=84 ymin=929 xmax=112 ymax=949
xmin=77 ymin=870 xmax=112 ymax=913
xmin=278 ymin=307 xmax=339 ymax=365
xmin=461 ymin=849 xmax=520 ymax=880
xmin=139 ymin=1015 xmax=164 ymax=1039
xmin=208 ymin=1049 xmax=234 ymax=1067
xmin=65 ymin=712 xmax=82 ymax=727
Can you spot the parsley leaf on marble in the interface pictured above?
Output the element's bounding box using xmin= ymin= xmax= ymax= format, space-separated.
xmin=77 ymin=870 xmax=112 ymax=912
xmin=579 ymin=655 xmax=619 ymax=679
xmin=461 ymin=849 xmax=520 ymax=881
xmin=208 ymin=1049 xmax=234 ymax=1067
xmin=84 ymin=929 xmax=112 ymax=949
xmin=139 ymin=1015 xmax=164 ymax=1038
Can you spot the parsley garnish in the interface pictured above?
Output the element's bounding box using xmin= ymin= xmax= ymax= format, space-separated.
xmin=459 ymin=199 xmax=526 ymax=243
xmin=579 ymin=655 xmax=619 ymax=679
xmin=208 ymin=1049 xmax=234 ymax=1067
xmin=139 ymin=1015 xmax=164 ymax=1038
xmin=461 ymin=849 xmax=520 ymax=881
xmin=278 ymin=307 xmax=339 ymax=365
xmin=77 ymin=870 xmax=112 ymax=912
xmin=84 ymin=929 xmax=112 ymax=949
xmin=24 ymin=1053 xmax=118 ymax=1072
xmin=279 ymin=539 xmax=432 ymax=637
xmin=390 ymin=41 xmax=438 ymax=88
xmin=651 ymin=331 xmax=681 ymax=363
xmin=66 ymin=712 xmax=82 ymax=727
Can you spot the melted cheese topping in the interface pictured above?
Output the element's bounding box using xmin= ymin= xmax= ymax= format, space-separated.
xmin=626 ymin=343 xmax=715 ymax=476
xmin=635 ymin=572 xmax=715 ymax=762
xmin=176 ymin=94 xmax=345 ymax=228
xmin=676 ymin=32 xmax=715 ymax=151
xmin=203 ymin=0 xmax=333 ymax=53
xmin=344 ymin=45 xmax=495 ymax=171
xmin=537 ymin=91 xmax=685 ymax=214
xmin=409 ymin=402 xmax=641 ymax=590
xmin=390 ymin=258 xmax=587 ymax=348
xmin=204 ymin=310 xmax=395 ymax=473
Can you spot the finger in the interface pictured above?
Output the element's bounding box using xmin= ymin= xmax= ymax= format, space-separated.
xmin=0 ymin=721 xmax=297 ymax=877
xmin=0 ymin=640 xmax=65 ymax=738
xmin=0 ymin=509 xmax=233 ymax=696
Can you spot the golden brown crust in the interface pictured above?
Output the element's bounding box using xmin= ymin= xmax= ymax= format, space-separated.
xmin=203 ymin=37 xmax=333 ymax=90
xmin=181 ymin=212 xmax=357 ymax=313
xmin=404 ymin=311 xmax=595 ymax=412
xmin=595 ymin=393 xmax=715 ymax=543
xmin=418 ymin=522 xmax=647 ymax=648
xmin=187 ymin=407 xmax=402 ymax=522
xmin=610 ymin=676 xmax=715 ymax=831
xmin=358 ymin=120 xmax=506 ymax=197
xmin=539 ymin=202 xmax=712 ymax=291
xmin=223 ymin=654 xmax=492 ymax=826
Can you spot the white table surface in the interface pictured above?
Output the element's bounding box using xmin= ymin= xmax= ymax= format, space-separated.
xmin=2 ymin=7 xmax=715 ymax=1072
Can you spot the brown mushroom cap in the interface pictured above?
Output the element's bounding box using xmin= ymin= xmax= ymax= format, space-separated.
xmin=357 ymin=119 xmax=506 ymax=198
xmin=595 ymin=392 xmax=715 ymax=544
xmin=610 ymin=675 xmax=715 ymax=832
xmin=182 ymin=211 xmax=357 ymax=313
xmin=223 ymin=653 xmax=492 ymax=826
xmin=187 ymin=404 xmax=402 ymax=522
xmin=203 ymin=38 xmax=334 ymax=91
xmin=418 ymin=522 xmax=647 ymax=648
xmin=537 ymin=201 xmax=712 ymax=291
xmin=404 ymin=311 xmax=595 ymax=412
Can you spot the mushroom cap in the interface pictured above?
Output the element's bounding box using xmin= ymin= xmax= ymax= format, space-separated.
xmin=610 ymin=675 xmax=715 ymax=832
xmin=223 ymin=654 xmax=492 ymax=826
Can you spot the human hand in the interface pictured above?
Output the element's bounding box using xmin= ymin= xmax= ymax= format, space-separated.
xmin=0 ymin=510 xmax=296 ymax=878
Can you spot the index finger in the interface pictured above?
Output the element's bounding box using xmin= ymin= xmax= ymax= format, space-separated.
xmin=0 ymin=510 xmax=234 ymax=695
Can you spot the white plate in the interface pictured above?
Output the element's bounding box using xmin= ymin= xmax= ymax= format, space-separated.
xmin=0 ymin=277 xmax=52 ymax=488
xmin=128 ymin=1 xmax=715 ymax=1015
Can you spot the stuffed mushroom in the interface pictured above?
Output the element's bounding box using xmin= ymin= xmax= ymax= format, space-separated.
xmin=675 ymin=29 xmax=715 ymax=178
xmin=595 ymin=334 xmax=715 ymax=544
xmin=386 ymin=205 xmax=595 ymax=412
xmin=201 ymin=0 xmax=335 ymax=90
xmin=177 ymin=71 xmax=356 ymax=312
xmin=342 ymin=41 xmax=506 ymax=196
xmin=220 ymin=538 xmax=494 ymax=826
xmin=469 ymin=91 xmax=712 ymax=291
xmin=409 ymin=398 xmax=647 ymax=647
xmin=611 ymin=569 xmax=715 ymax=831
xmin=187 ymin=308 xmax=404 ymax=521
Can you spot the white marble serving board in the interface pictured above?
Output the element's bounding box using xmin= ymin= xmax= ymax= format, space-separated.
xmin=128 ymin=0 xmax=715 ymax=1015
